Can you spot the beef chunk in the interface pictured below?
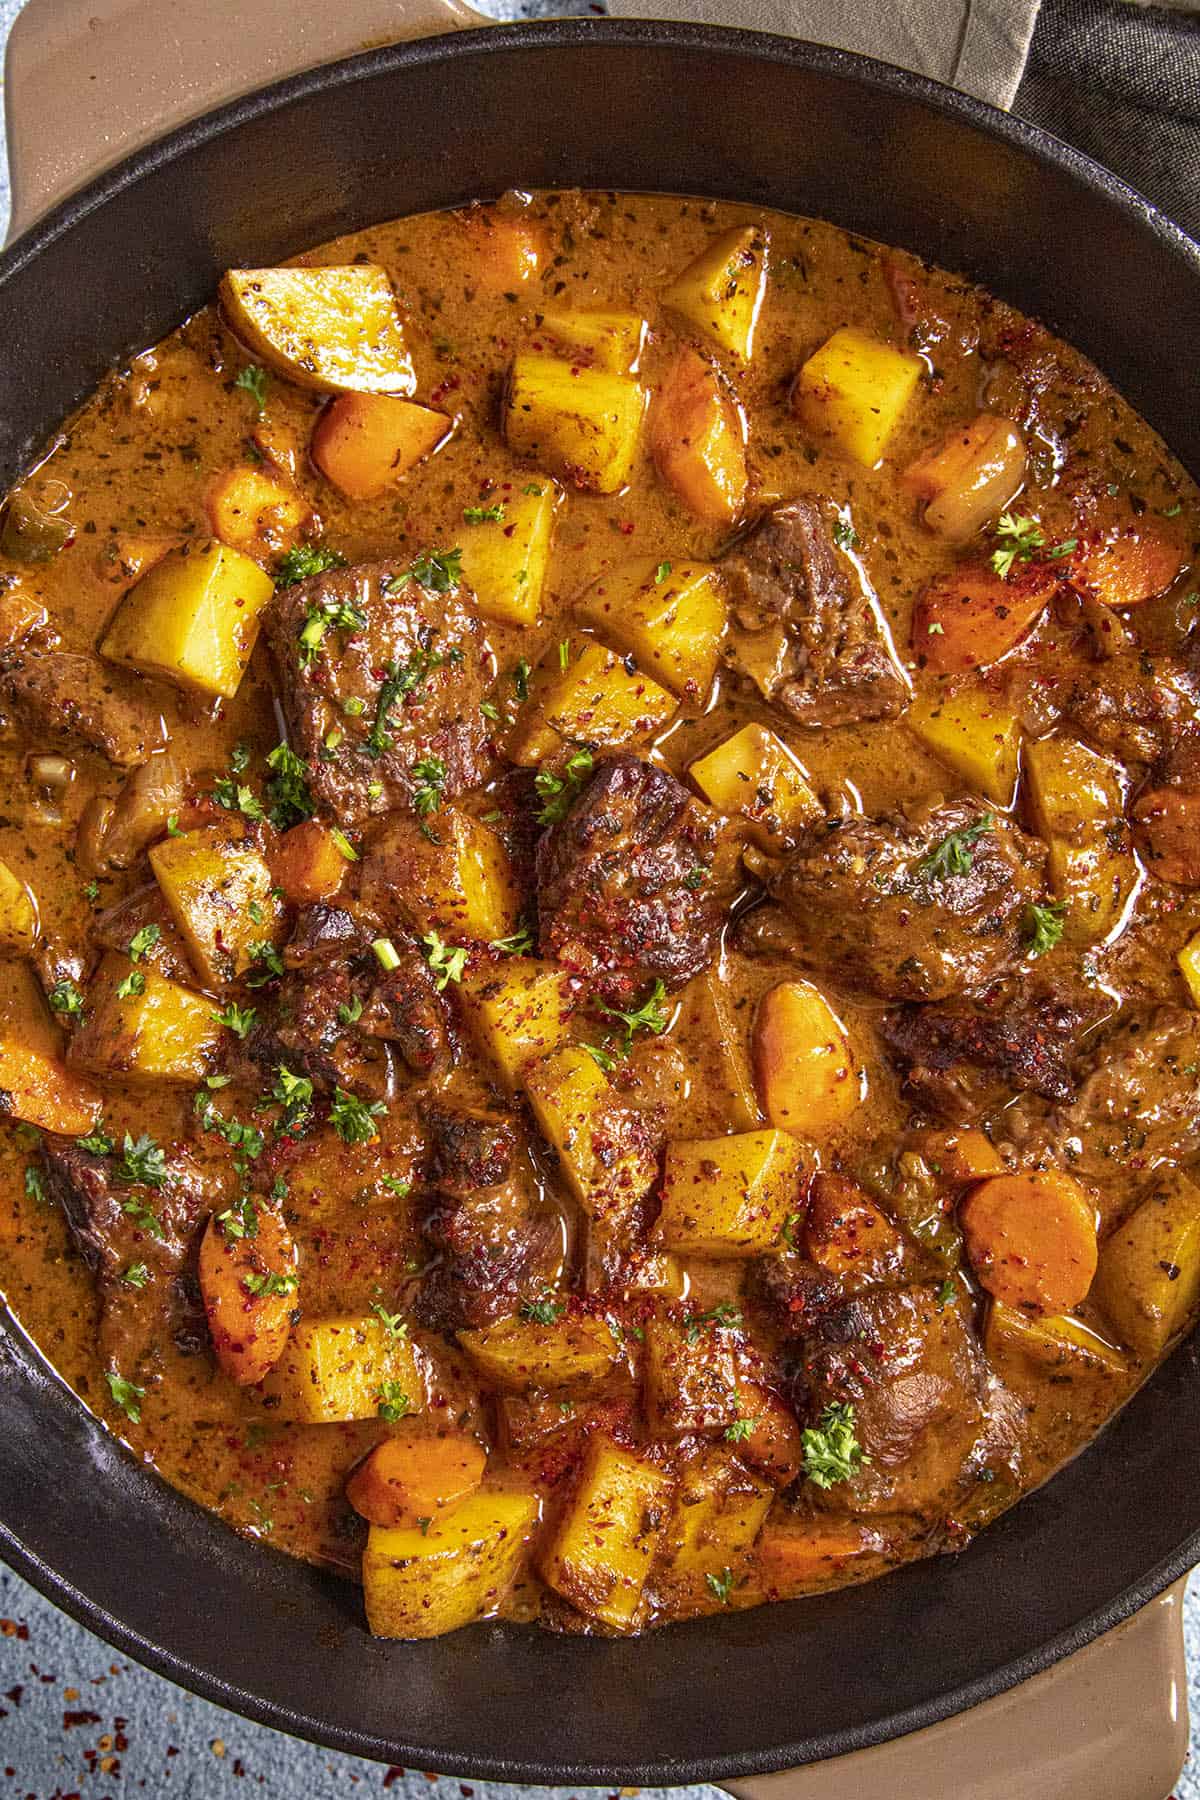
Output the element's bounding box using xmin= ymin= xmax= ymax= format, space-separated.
xmin=261 ymin=560 xmax=494 ymax=827
xmin=284 ymin=902 xmax=367 ymax=969
xmin=1131 ymin=732 xmax=1200 ymax=887
xmin=0 ymin=648 xmax=165 ymax=767
xmin=723 ymin=498 xmax=908 ymax=728
xmin=802 ymin=1283 xmax=990 ymax=1515
xmin=92 ymin=887 xmax=195 ymax=984
xmin=768 ymin=799 xmax=1048 ymax=1001
xmin=1063 ymin=652 xmax=1200 ymax=765
xmin=40 ymin=1140 xmax=214 ymax=1369
xmin=880 ymin=984 xmax=1096 ymax=1120
xmin=423 ymin=1101 xmax=516 ymax=1195
xmin=358 ymin=950 xmax=454 ymax=1080
xmin=752 ymin=1253 xmax=842 ymax=1336
xmin=1012 ymin=1005 xmax=1200 ymax=1184
xmin=535 ymin=753 xmax=734 ymax=991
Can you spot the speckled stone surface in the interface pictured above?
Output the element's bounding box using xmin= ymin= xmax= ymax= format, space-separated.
xmin=0 ymin=0 xmax=1198 ymax=1792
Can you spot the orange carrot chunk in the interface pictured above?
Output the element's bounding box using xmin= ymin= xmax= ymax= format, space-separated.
xmin=346 ymin=1426 xmax=486 ymax=1528
xmin=913 ymin=561 xmax=1057 ymax=673
xmin=961 ymin=1170 xmax=1097 ymax=1314
xmin=0 ymin=1039 xmax=102 ymax=1137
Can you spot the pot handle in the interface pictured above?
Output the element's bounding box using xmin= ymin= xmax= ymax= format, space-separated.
xmin=3 ymin=0 xmax=486 ymax=242
xmin=723 ymin=1579 xmax=1189 ymax=1800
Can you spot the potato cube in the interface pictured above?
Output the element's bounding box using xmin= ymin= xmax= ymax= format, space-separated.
xmin=458 ymin=1312 xmax=619 ymax=1391
xmin=460 ymin=958 xmax=576 ymax=1089
xmin=269 ymin=819 xmax=349 ymax=906
xmin=524 ymin=1045 xmax=659 ymax=1222
xmin=794 ymin=326 xmax=922 ymax=466
xmin=363 ymin=1487 xmax=538 ymax=1639
xmin=101 ymin=538 xmax=275 ymax=700
xmin=753 ymin=979 xmax=860 ymax=1139
xmin=505 ymin=353 xmax=645 ymax=493
xmin=220 ymin=265 xmax=416 ymax=395
xmin=537 ymin=308 xmax=646 ymax=374
xmin=506 ymin=640 xmax=676 ymax=767
xmin=310 ymin=394 xmax=451 ymax=501
xmin=689 ymin=724 xmax=820 ymax=847
xmin=676 ymin=969 xmax=763 ymax=1133
xmin=347 ymin=1425 xmax=486 ymax=1529
xmin=1025 ymin=735 xmax=1135 ymax=943
xmin=206 ymin=464 xmax=308 ymax=562
xmin=150 ymin=825 xmax=284 ymax=988
xmin=68 ymin=952 xmax=223 ymax=1083
xmin=1093 ymin=1170 xmax=1200 ymax=1358
xmin=262 ymin=1314 xmax=424 ymax=1423
xmin=906 ymin=683 xmax=1021 ymax=805
xmin=650 ymin=347 xmax=748 ymax=522
xmin=199 ymin=1207 xmax=296 ymax=1386
xmin=1180 ymin=932 xmax=1200 ymax=1008
xmin=364 ymin=809 xmax=519 ymax=943
xmin=657 ymin=1449 xmax=774 ymax=1611
xmin=904 ymin=1127 xmax=1004 ymax=1183
xmin=643 ymin=1311 xmax=740 ymax=1435
xmin=984 ymin=1300 xmax=1126 ymax=1378
xmin=538 ymin=1436 xmax=673 ymax=1629
xmin=662 ymin=225 xmax=768 ymax=363
xmin=654 ymin=1129 xmax=805 ymax=1257
xmin=456 ymin=207 xmax=546 ymax=290
xmin=457 ymin=482 xmax=560 ymax=628
xmin=574 ymin=557 xmax=726 ymax=699
xmin=0 ymin=856 xmax=37 ymax=952
xmin=0 ymin=1038 xmax=101 ymax=1136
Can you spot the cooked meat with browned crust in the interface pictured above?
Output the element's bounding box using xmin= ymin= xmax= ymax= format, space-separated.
xmin=768 ymin=799 xmax=1048 ymax=1001
xmin=880 ymin=984 xmax=1097 ymax=1120
xmin=1063 ymin=652 xmax=1200 ymax=765
xmin=261 ymin=560 xmax=494 ymax=827
xmin=536 ymin=752 xmax=735 ymax=992
xmin=0 ymin=648 xmax=165 ymax=766
xmin=723 ymin=497 xmax=908 ymax=728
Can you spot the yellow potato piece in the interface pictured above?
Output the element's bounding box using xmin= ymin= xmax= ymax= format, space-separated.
xmin=363 ymin=1487 xmax=538 ymax=1639
xmin=656 ymin=1448 xmax=773 ymax=1612
xmin=574 ymin=557 xmax=726 ymax=699
xmin=461 ymin=958 xmax=577 ymax=1090
xmin=654 ymin=1128 xmax=806 ymax=1257
xmin=676 ymin=968 xmax=763 ymax=1133
xmin=505 ymin=353 xmax=644 ymax=493
xmin=262 ymin=1315 xmax=425 ymax=1423
xmin=220 ymin=265 xmax=416 ymax=394
xmin=643 ymin=1311 xmax=739 ymax=1436
xmin=150 ymin=825 xmax=284 ymax=988
xmin=984 ymin=1300 xmax=1127 ymax=1378
xmin=506 ymin=639 xmax=676 ymax=767
xmin=68 ymin=952 xmax=223 ymax=1083
xmin=1093 ymin=1170 xmax=1200 ymax=1358
xmin=1179 ymin=931 xmax=1200 ymax=1008
xmin=366 ymin=809 xmax=519 ymax=943
xmin=537 ymin=308 xmax=647 ymax=374
xmin=524 ymin=1044 xmax=658 ymax=1222
xmin=1025 ymin=735 xmax=1135 ymax=944
xmin=538 ymin=1436 xmax=674 ymax=1629
xmin=753 ymin=979 xmax=860 ymax=1138
xmin=906 ymin=683 xmax=1021 ymax=805
xmin=795 ymin=325 xmax=922 ymax=466
xmin=689 ymin=723 xmax=820 ymax=847
xmin=101 ymin=539 xmax=275 ymax=700
xmin=457 ymin=482 xmax=561 ymax=628
xmin=458 ymin=1312 xmax=619 ymax=1391
xmin=0 ymin=857 xmax=38 ymax=953
xmin=662 ymin=225 xmax=769 ymax=363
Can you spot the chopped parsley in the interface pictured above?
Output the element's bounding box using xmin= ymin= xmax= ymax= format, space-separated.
xmin=121 ymin=1262 xmax=150 ymax=1289
xmin=410 ymin=754 xmax=448 ymax=817
xmin=376 ymin=1382 xmax=412 ymax=1422
xmin=724 ymin=1413 xmax=754 ymax=1443
xmin=916 ymin=813 xmax=994 ymax=880
xmin=233 ymin=364 xmax=269 ymax=413
xmin=421 ymin=929 xmax=468 ymax=991
xmin=463 ymin=502 xmax=505 ymax=524
xmin=936 ymin=1278 xmax=957 ymax=1310
xmin=520 ymin=1296 xmax=566 ymax=1325
xmin=245 ymin=941 xmax=285 ymax=987
xmin=105 ymin=1370 xmax=146 ymax=1424
xmin=273 ymin=1065 xmax=314 ymax=1135
xmin=370 ymin=1302 xmax=409 ymax=1340
xmin=265 ymin=742 xmax=314 ymax=829
xmin=127 ymin=923 xmax=161 ymax=962
xmin=330 ymin=826 xmax=357 ymax=862
xmin=581 ymin=1042 xmax=619 ymax=1073
xmin=116 ymin=969 xmax=146 ymax=999
xmin=802 ymin=1401 xmax=867 ymax=1489
xmin=329 ymin=1086 xmax=387 ymax=1145
xmin=365 ymin=634 xmax=463 ymax=758
xmin=990 ymin=511 xmax=1077 ymax=580
xmin=83 ymin=879 xmax=100 ymax=904
xmin=534 ymin=746 xmax=594 ymax=825
xmin=297 ymin=592 xmax=367 ymax=668
xmin=832 ymin=517 xmax=859 ymax=552
xmin=217 ymin=1197 xmax=259 ymax=1242
xmin=405 ymin=547 xmax=463 ymax=594
xmin=1025 ymin=899 xmax=1068 ymax=957
xmin=654 ymin=560 xmax=672 ymax=583
xmin=274 ymin=543 xmax=348 ymax=589
xmin=683 ymin=1301 xmax=743 ymax=1345
xmin=706 ymin=1567 xmax=734 ymax=1605
xmin=379 ymin=1174 xmax=412 ymax=1198
xmin=491 ymin=925 xmax=535 ymax=955
xmin=121 ymin=1196 xmax=164 ymax=1239
xmin=49 ymin=979 xmax=84 ymax=1017
xmin=513 ymin=658 xmax=531 ymax=702
xmin=23 ymin=1165 xmax=45 ymax=1205
xmin=337 ymin=994 xmax=364 ymax=1027
xmin=242 ymin=1268 xmax=298 ymax=1299
xmin=213 ymin=1000 xmax=256 ymax=1039
xmin=598 ymin=979 xmax=669 ymax=1054
xmin=212 ymin=777 xmax=265 ymax=822
xmin=77 ymin=1123 xmax=114 ymax=1157
xmin=118 ymin=1132 xmax=167 ymax=1189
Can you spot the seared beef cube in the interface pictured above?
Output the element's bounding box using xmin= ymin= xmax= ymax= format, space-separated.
xmin=723 ymin=497 xmax=908 ymax=728
xmin=768 ymin=799 xmax=1047 ymax=1001
xmin=1132 ymin=731 xmax=1200 ymax=887
xmin=0 ymin=648 xmax=165 ymax=767
xmin=261 ymin=560 xmax=494 ymax=827
xmin=245 ymin=964 xmax=389 ymax=1097
xmin=536 ymin=752 xmax=734 ymax=991
xmin=359 ymin=949 xmax=454 ymax=1079
xmin=752 ymin=1253 xmax=842 ymax=1336
xmin=92 ymin=886 xmax=196 ymax=984
xmin=418 ymin=1203 xmax=556 ymax=1332
xmin=284 ymin=903 xmax=370 ymax=969
xmin=1063 ymin=652 xmax=1200 ymax=765
xmin=423 ymin=1101 xmax=516 ymax=1195
xmin=802 ymin=1283 xmax=990 ymax=1515
xmin=880 ymin=985 xmax=1095 ymax=1120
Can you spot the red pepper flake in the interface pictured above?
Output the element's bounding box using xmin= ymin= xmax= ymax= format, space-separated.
xmin=382 ymin=1770 xmax=408 ymax=1789
xmin=63 ymin=1708 xmax=103 ymax=1728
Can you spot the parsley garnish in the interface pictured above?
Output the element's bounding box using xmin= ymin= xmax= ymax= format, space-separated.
xmin=274 ymin=544 xmax=348 ymax=589
xmin=105 ymin=1370 xmax=146 ymax=1424
xmin=365 ymin=636 xmax=463 ymax=758
xmin=376 ymin=1382 xmax=412 ymax=1422
xmin=916 ymin=813 xmax=994 ymax=880
xmin=802 ymin=1401 xmax=867 ymax=1489
xmin=265 ymin=742 xmax=314 ymax=830
xmin=936 ymin=1278 xmax=957 ymax=1310
xmin=118 ymin=1132 xmax=167 ymax=1189
xmin=706 ymin=1567 xmax=734 ymax=1605
xmin=116 ymin=969 xmax=146 ymax=999
xmin=379 ymin=1174 xmax=411 ymax=1198
xmin=724 ymin=1410 xmax=754 ymax=1443
xmin=297 ymin=592 xmax=367 ymax=668
xmin=463 ymin=503 xmax=505 ymax=524
xmin=598 ymin=979 xmax=669 ymax=1054
xmin=242 ymin=1268 xmax=298 ymax=1298
xmin=535 ymin=746 xmax=594 ymax=825
xmin=128 ymin=923 xmax=160 ymax=962
xmin=491 ymin=926 xmax=535 ymax=955
xmin=23 ymin=1165 xmax=45 ymax=1205
xmin=217 ymin=1197 xmax=259 ymax=1242
xmin=370 ymin=1302 xmax=409 ymax=1340
xmin=581 ymin=1042 xmax=619 ymax=1073
xmin=273 ymin=1065 xmax=314 ymax=1134
xmin=654 ymin=560 xmax=672 ymax=583
xmin=683 ymin=1301 xmax=743 ymax=1345
xmin=410 ymin=754 xmax=447 ymax=817
xmin=49 ymin=980 xmax=84 ymax=1017
xmin=245 ymin=941 xmax=284 ymax=987
xmin=990 ymin=512 xmax=1078 ymax=580
xmin=405 ymin=547 xmax=463 ymax=594
xmin=77 ymin=1123 xmax=114 ymax=1157
xmin=121 ymin=1262 xmax=150 ymax=1289
xmin=212 ymin=777 xmax=265 ymax=822
xmin=421 ymin=930 xmax=468 ymax=991
xmin=83 ymin=879 xmax=100 ymax=904
xmin=233 ymin=364 xmax=269 ymax=413
xmin=513 ymin=659 xmax=531 ymax=702
xmin=329 ymin=1087 xmax=387 ymax=1145
xmin=337 ymin=994 xmax=364 ymax=1027
xmin=520 ymin=1296 xmax=566 ymax=1325
xmin=1025 ymin=899 xmax=1068 ymax=957
xmin=214 ymin=1000 xmax=256 ymax=1039
xmin=833 ymin=517 xmax=859 ymax=551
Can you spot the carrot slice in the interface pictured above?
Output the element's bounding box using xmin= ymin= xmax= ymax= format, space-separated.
xmin=912 ymin=561 xmax=1057 ymax=672
xmin=346 ymin=1425 xmax=486 ymax=1528
xmin=1068 ymin=518 xmax=1185 ymax=609
xmin=0 ymin=1039 xmax=102 ymax=1137
xmin=270 ymin=820 xmax=349 ymax=906
xmin=757 ymin=1518 xmax=883 ymax=1595
xmin=199 ymin=1207 xmax=296 ymax=1386
xmin=310 ymin=394 xmax=451 ymax=501
xmin=960 ymin=1170 xmax=1098 ymax=1314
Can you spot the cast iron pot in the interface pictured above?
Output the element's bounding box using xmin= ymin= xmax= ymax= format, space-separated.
xmin=1 ymin=10 xmax=1199 ymax=1784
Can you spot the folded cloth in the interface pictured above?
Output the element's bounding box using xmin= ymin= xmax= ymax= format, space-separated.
xmin=605 ymin=0 xmax=1043 ymax=107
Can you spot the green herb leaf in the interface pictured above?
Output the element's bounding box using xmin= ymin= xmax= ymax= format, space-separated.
xmin=23 ymin=1164 xmax=45 ymax=1205
xmin=598 ymin=979 xmax=669 ymax=1053
xmin=802 ymin=1400 xmax=868 ymax=1489
xmin=410 ymin=753 xmax=448 ymax=817
xmin=274 ymin=544 xmax=348 ymax=589
xmin=936 ymin=1278 xmax=957 ymax=1310
xmin=49 ymin=980 xmax=84 ymax=1017
xmin=265 ymin=741 xmax=314 ymax=830
xmin=329 ymin=1086 xmax=387 ymax=1145
xmin=214 ymin=1000 xmax=257 ymax=1039
xmin=337 ymin=994 xmax=364 ymax=1027
xmin=212 ymin=777 xmax=265 ymax=822
xmin=118 ymin=1132 xmax=167 ymax=1189
xmin=406 ymin=547 xmax=463 ymax=594
xmin=1024 ymin=899 xmax=1068 ymax=957
xmin=534 ymin=746 xmax=594 ymax=825
xmin=242 ymin=1268 xmax=299 ymax=1298
xmin=365 ymin=633 xmax=463 ymax=758
xmin=121 ymin=1262 xmax=150 ymax=1289
xmin=370 ymin=1302 xmax=409 ymax=1340
xmin=116 ymin=969 xmax=146 ymax=999
xmin=105 ymin=1369 xmax=146 ymax=1423
xmin=128 ymin=923 xmax=161 ymax=962
xmin=706 ymin=1567 xmax=734 ymax=1605
xmin=376 ymin=1381 xmax=412 ymax=1422
xmin=654 ymin=560 xmax=672 ymax=583
xmin=832 ymin=517 xmax=859 ymax=552
xmin=77 ymin=1123 xmax=114 ymax=1157
xmin=916 ymin=813 xmax=994 ymax=881
xmin=520 ymin=1295 xmax=566 ymax=1325
xmin=683 ymin=1301 xmax=743 ymax=1345
xmin=463 ymin=503 xmax=505 ymax=524
xmin=491 ymin=925 xmax=534 ymax=956
xmin=233 ymin=364 xmax=269 ymax=413
xmin=273 ymin=1065 xmax=315 ymax=1134
xmin=217 ymin=1198 xmax=259 ymax=1242
xmin=420 ymin=929 xmax=468 ymax=991
xmin=379 ymin=1174 xmax=411 ymax=1197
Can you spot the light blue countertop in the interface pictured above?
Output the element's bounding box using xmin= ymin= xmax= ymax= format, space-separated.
xmin=0 ymin=1 xmax=1197 ymax=1793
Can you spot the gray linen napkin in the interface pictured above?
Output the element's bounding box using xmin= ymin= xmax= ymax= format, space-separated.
xmin=605 ymin=0 xmax=1043 ymax=108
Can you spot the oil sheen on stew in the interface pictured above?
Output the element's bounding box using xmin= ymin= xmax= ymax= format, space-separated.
xmin=0 ymin=190 xmax=1198 ymax=1640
